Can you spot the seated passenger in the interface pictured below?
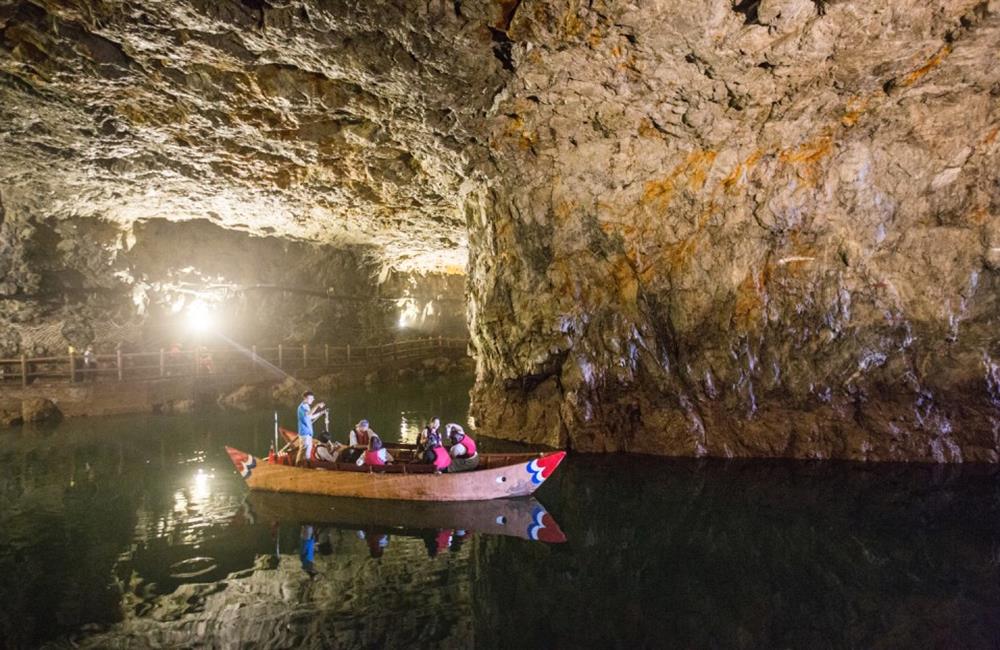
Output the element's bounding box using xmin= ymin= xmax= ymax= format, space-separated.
xmin=349 ymin=419 xmax=374 ymax=447
xmin=314 ymin=433 xmax=344 ymax=463
xmin=428 ymin=434 xmax=451 ymax=473
xmin=416 ymin=417 xmax=441 ymax=451
xmin=360 ymin=435 xmax=394 ymax=466
xmin=446 ymin=424 xmax=480 ymax=472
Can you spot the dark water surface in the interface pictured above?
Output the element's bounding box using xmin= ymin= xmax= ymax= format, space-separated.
xmin=1 ymin=376 xmax=998 ymax=649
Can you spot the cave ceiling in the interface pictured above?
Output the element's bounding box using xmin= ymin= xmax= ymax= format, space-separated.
xmin=0 ymin=0 xmax=506 ymax=272
xmin=0 ymin=0 xmax=997 ymax=274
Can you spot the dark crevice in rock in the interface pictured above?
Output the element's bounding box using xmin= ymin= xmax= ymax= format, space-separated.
xmin=733 ymin=0 xmax=762 ymax=26
xmin=487 ymin=26 xmax=515 ymax=72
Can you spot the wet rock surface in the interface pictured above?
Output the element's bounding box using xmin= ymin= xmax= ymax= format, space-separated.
xmin=467 ymin=0 xmax=1000 ymax=462
xmin=2 ymin=0 xmax=999 ymax=460
xmin=20 ymin=396 xmax=60 ymax=422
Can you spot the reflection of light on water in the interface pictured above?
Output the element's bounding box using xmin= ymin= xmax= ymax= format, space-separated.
xmin=399 ymin=415 xmax=422 ymax=443
xmin=154 ymin=467 xmax=225 ymax=544
xmin=191 ymin=468 xmax=211 ymax=501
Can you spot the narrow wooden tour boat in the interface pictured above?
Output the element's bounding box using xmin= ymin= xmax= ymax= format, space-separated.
xmin=242 ymin=491 xmax=567 ymax=542
xmin=224 ymin=442 xmax=566 ymax=502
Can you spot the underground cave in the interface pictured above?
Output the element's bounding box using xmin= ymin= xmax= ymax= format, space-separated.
xmin=0 ymin=1 xmax=998 ymax=648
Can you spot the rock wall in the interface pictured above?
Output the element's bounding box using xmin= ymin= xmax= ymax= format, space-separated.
xmin=468 ymin=0 xmax=1000 ymax=462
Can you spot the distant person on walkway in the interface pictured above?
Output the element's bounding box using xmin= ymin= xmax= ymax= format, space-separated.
xmin=198 ymin=346 xmax=214 ymax=374
xmin=167 ymin=343 xmax=182 ymax=376
xmin=446 ymin=423 xmax=479 ymax=472
xmin=83 ymin=345 xmax=97 ymax=381
xmin=296 ymin=391 xmax=327 ymax=466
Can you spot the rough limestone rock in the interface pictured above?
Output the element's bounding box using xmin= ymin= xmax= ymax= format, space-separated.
xmin=152 ymin=399 xmax=195 ymax=415
xmin=0 ymin=399 xmax=22 ymax=427
xmin=466 ymin=0 xmax=1000 ymax=462
xmin=218 ymin=384 xmax=269 ymax=411
xmin=21 ymin=397 xmax=61 ymax=423
xmin=311 ymin=373 xmax=341 ymax=394
xmin=271 ymin=376 xmax=303 ymax=404
xmin=2 ymin=0 xmax=999 ymax=461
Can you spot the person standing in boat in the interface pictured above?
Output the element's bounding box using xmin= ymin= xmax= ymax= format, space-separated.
xmin=295 ymin=391 xmax=327 ymax=466
xmin=446 ymin=423 xmax=479 ymax=472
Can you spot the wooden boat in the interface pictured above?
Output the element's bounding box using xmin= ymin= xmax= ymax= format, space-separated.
xmin=224 ymin=442 xmax=566 ymax=502
xmin=242 ymin=491 xmax=566 ymax=542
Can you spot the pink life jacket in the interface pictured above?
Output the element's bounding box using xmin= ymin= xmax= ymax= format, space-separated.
xmin=432 ymin=446 xmax=451 ymax=471
xmin=456 ymin=435 xmax=477 ymax=457
xmin=364 ymin=449 xmax=386 ymax=466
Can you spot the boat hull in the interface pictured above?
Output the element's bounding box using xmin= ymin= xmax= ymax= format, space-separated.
xmin=225 ymin=446 xmax=566 ymax=502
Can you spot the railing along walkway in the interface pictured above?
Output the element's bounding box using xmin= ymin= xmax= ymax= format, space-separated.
xmin=0 ymin=337 xmax=469 ymax=387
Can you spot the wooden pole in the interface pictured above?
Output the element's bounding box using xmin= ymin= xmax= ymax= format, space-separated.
xmin=302 ymin=343 xmax=308 ymax=368
xmin=346 ymin=344 xmax=351 ymax=364
xmin=21 ymin=354 xmax=28 ymax=387
xmin=278 ymin=344 xmax=283 ymax=368
xmin=69 ymin=352 xmax=76 ymax=382
xmin=116 ymin=346 xmax=123 ymax=381
xmin=159 ymin=348 xmax=165 ymax=377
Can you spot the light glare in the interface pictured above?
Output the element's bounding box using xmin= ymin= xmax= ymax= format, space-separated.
xmin=186 ymin=299 xmax=215 ymax=332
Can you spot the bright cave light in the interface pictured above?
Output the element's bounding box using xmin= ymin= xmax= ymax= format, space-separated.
xmin=186 ymin=299 xmax=215 ymax=333
xmin=397 ymin=299 xmax=419 ymax=329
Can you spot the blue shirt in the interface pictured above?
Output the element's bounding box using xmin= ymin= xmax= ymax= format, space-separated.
xmin=297 ymin=402 xmax=313 ymax=437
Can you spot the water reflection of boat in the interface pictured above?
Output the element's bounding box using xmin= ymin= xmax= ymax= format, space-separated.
xmin=225 ymin=444 xmax=566 ymax=501
xmin=243 ymin=491 xmax=567 ymax=543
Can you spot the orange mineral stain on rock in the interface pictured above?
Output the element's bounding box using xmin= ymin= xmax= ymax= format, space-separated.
xmin=779 ymin=135 xmax=832 ymax=185
xmin=965 ymin=206 xmax=989 ymax=226
xmin=642 ymin=150 xmax=717 ymax=208
xmin=552 ymin=200 xmax=575 ymax=224
xmin=900 ymin=45 xmax=951 ymax=87
xmin=686 ymin=151 xmax=718 ymax=191
xmin=841 ymin=97 xmax=869 ymax=127
xmin=732 ymin=269 xmax=768 ymax=330
xmin=721 ymin=151 xmax=762 ymax=194
xmin=611 ymin=256 xmax=639 ymax=304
